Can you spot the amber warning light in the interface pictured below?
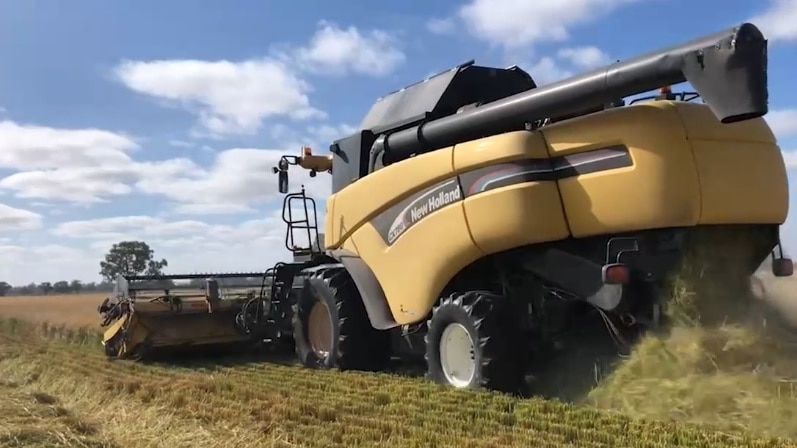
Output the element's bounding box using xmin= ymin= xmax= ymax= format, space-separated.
xmin=303 ymin=146 xmax=313 ymax=156
xmin=601 ymin=263 xmax=630 ymax=285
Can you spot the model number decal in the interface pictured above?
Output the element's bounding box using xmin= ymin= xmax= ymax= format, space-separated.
xmin=386 ymin=180 xmax=463 ymax=244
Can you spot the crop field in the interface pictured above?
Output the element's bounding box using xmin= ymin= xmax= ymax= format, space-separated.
xmin=1 ymin=274 xmax=797 ymax=448
xmin=0 ymin=293 xmax=108 ymax=329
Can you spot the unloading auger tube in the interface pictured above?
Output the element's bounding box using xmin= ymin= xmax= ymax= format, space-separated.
xmin=375 ymin=22 xmax=767 ymax=164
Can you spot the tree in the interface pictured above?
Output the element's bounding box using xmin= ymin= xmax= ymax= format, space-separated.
xmin=70 ymin=280 xmax=82 ymax=294
xmin=100 ymin=241 xmax=168 ymax=282
xmin=53 ymin=280 xmax=70 ymax=294
xmin=39 ymin=282 xmax=53 ymax=295
xmin=0 ymin=282 xmax=11 ymax=296
xmin=18 ymin=283 xmax=36 ymax=295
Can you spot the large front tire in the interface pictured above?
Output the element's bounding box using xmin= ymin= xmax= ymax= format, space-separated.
xmin=292 ymin=266 xmax=390 ymax=371
xmin=424 ymin=291 xmax=527 ymax=394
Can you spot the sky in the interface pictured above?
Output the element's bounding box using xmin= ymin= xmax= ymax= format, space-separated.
xmin=2 ymin=0 xmax=797 ymax=285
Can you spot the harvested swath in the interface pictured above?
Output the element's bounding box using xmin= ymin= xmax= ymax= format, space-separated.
xmin=589 ymin=233 xmax=797 ymax=440
xmin=0 ymin=319 xmax=791 ymax=448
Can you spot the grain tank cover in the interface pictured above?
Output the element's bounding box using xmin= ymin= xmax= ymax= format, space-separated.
xmin=359 ymin=60 xmax=537 ymax=133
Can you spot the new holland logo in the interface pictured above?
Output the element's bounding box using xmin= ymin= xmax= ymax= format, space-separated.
xmin=387 ymin=180 xmax=462 ymax=244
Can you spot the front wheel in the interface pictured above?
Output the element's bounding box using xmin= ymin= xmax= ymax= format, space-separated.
xmin=292 ymin=266 xmax=390 ymax=371
xmin=424 ymin=291 xmax=527 ymax=394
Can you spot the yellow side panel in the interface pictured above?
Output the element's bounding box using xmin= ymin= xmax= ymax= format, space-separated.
xmin=670 ymin=102 xmax=789 ymax=225
xmin=675 ymin=102 xmax=777 ymax=143
xmin=691 ymin=140 xmax=788 ymax=224
xmin=340 ymin=235 xmax=359 ymax=255
xmin=453 ymin=131 xmax=570 ymax=254
xmin=542 ymin=102 xmax=702 ymax=238
xmin=350 ymin=208 xmax=481 ymax=325
xmin=464 ymin=184 xmax=570 ymax=254
xmin=324 ymin=194 xmax=338 ymax=249
xmin=453 ymin=130 xmax=550 ymax=169
xmin=329 ymin=148 xmax=455 ymax=245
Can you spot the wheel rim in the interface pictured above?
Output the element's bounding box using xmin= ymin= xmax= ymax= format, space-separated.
xmin=439 ymin=323 xmax=476 ymax=387
xmin=307 ymin=300 xmax=333 ymax=358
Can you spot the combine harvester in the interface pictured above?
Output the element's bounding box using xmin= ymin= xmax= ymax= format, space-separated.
xmin=99 ymin=22 xmax=793 ymax=393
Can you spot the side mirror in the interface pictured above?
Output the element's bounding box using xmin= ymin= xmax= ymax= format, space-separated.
xmin=278 ymin=170 xmax=289 ymax=194
xmin=772 ymin=257 xmax=794 ymax=277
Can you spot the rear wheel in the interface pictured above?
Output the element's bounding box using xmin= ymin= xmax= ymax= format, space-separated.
xmin=292 ymin=266 xmax=390 ymax=371
xmin=439 ymin=322 xmax=477 ymax=387
xmin=424 ymin=291 xmax=527 ymax=394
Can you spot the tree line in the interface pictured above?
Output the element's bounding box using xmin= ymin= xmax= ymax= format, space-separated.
xmin=0 ymin=280 xmax=114 ymax=296
xmin=1 ymin=241 xmax=170 ymax=297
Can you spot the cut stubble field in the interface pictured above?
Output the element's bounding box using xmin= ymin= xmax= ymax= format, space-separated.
xmin=2 ymin=279 xmax=797 ymax=448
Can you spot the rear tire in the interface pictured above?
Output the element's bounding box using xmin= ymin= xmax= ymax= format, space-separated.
xmin=292 ymin=266 xmax=390 ymax=371
xmin=424 ymin=291 xmax=527 ymax=394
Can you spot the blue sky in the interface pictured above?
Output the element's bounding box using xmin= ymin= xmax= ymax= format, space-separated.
xmin=1 ymin=0 xmax=797 ymax=284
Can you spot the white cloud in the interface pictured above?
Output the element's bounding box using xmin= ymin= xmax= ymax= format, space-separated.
xmin=291 ymin=21 xmax=405 ymax=77
xmin=172 ymin=203 xmax=257 ymax=216
xmin=556 ymin=46 xmax=612 ymax=69
xmin=426 ymin=18 xmax=457 ymax=35
xmin=6 ymin=210 xmax=324 ymax=284
xmin=0 ymin=120 xmax=202 ymax=204
xmin=0 ymin=120 xmax=139 ymax=203
xmin=135 ymin=148 xmax=330 ymax=214
xmin=0 ymin=203 xmax=42 ymax=231
xmin=0 ymin=166 xmax=135 ymax=203
xmin=782 ymin=150 xmax=797 ymax=168
xmin=54 ymin=216 xmax=213 ymax=240
xmin=305 ymin=123 xmax=358 ymax=147
xmin=55 ymin=209 xmax=322 ymax=250
xmin=0 ymin=117 xmax=333 ymax=210
xmin=750 ymin=0 xmax=797 ymax=42
xmin=267 ymin=122 xmax=356 ymax=156
xmin=0 ymin=120 xmax=137 ymax=171
xmin=524 ymin=46 xmax=612 ymax=85
xmin=0 ymin=243 xmax=101 ymax=284
xmin=526 ymin=57 xmax=572 ymax=85
xmin=457 ymin=0 xmax=641 ymax=49
xmin=113 ymin=58 xmax=324 ymax=137
xmin=168 ymin=139 xmax=195 ymax=148
xmin=766 ymin=109 xmax=797 ymax=137
xmin=113 ymin=21 xmax=403 ymax=137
